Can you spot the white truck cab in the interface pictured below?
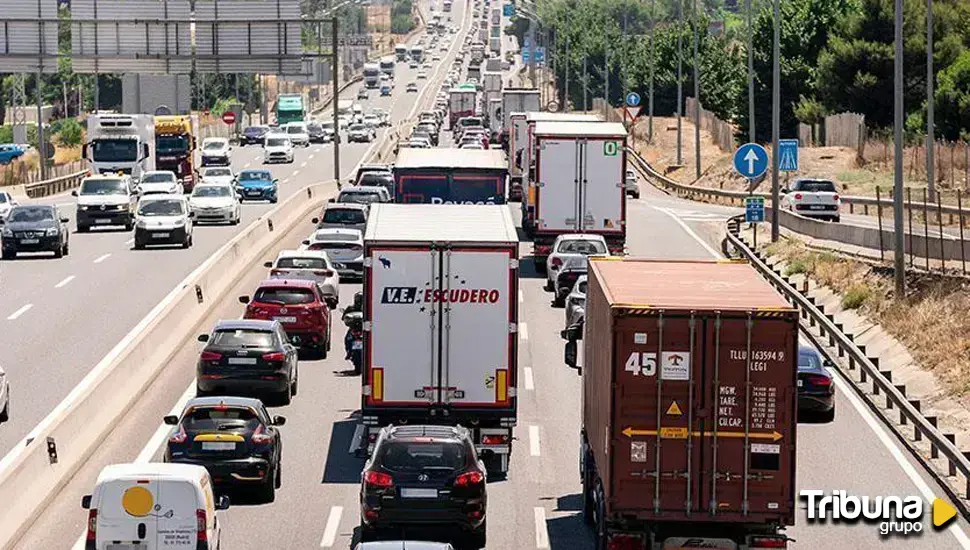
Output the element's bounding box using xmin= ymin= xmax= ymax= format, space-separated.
xmin=84 ymin=114 xmax=155 ymax=183
xmin=81 ymin=463 xmax=229 ymax=550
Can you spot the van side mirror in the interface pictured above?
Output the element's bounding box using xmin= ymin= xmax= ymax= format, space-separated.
xmin=264 ymin=261 xmax=273 ymax=268
xmin=311 ymin=217 xmax=320 ymax=224
xmin=216 ymin=495 xmax=231 ymax=511
xmin=197 ymin=334 xmax=209 ymax=342
xmin=273 ymin=415 xmax=287 ymax=426
xmin=163 ymin=415 xmax=179 ymax=425
xmin=302 ymin=239 xmax=311 ymax=246
xmin=71 ymin=190 xmax=78 ymax=196
xmin=239 ymin=296 xmax=251 ymax=304
xmin=81 ymin=495 xmax=92 ymax=509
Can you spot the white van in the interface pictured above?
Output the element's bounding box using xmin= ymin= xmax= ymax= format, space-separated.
xmin=81 ymin=463 xmax=229 ymax=550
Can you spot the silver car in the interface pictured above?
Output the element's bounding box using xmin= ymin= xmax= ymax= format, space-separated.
xmin=565 ymin=275 xmax=587 ymax=330
xmin=313 ymin=202 xmax=368 ymax=234
xmin=300 ymin=228 xmax=364 ymax=280
xmin=545 ymin=234 xmax=610 ymax=290
xmin=0 ymin=365 xmax=8 ymax=422
xmin=189 ymin=184 xmax=241 ymax=225
xmin=265 ymin=250 xmax=341 ymax=308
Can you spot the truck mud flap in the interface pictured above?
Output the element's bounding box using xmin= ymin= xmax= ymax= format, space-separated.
xmin=349 ymin=423 xmax=368 ymax=458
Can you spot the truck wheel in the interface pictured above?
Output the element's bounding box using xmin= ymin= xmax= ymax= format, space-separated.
xmin=593 ymin=484 xmax=608 ymax=550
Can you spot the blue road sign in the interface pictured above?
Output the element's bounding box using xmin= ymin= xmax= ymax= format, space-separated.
xmin=745 ymin=196 xmax=765 ymax=223
xmin=733 ymin=143 xmax=769 ymax=179
xmin=522 ymin=48 xmax=531 ymax=63
xmin=523 ymin=38 xmax=531 ymax=48
xmin=779 ymin=139 xmax=799 ymax=172
xmin=625 ymin=92 xmax=641 ymax=107
xmin=534 ymin=47 xmax=545 ymax=63
xmin=503 ymin=2 xmax=514 ymax=16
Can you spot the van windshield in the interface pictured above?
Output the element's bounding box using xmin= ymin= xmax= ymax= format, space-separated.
xmin=80 ymin=179 xmax=127 ymax=195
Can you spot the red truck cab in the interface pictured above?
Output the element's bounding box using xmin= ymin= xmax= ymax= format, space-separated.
xmin=240 ymin=279 xmax=332 ymax=359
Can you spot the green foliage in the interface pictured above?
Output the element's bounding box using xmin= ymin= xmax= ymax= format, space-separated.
xmin=935 ymin=50 xmax=970 ymax=141
xmin=841 ymin=283 xmax=872 ymax=309
xmin=793 ymin=95 xmax=826 ymax=125
xmin=392 ymin=13 xmax=416 ymax=34
xmin=0 ymin=125 xmax=39 ymax=147
xmin=783 ymin=257 xmax=810 ymax=276
xmin=56 ymin=118 xmax=83 ymax=146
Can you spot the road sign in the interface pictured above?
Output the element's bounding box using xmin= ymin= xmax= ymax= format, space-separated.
xmin=745 ymin=196 xmax=765 ymax=223
xmin=625 ymin=91 xmax=641 ymax=107
xmin=222 ymin=111 xmax=237 ymax=125
xmin=503 ymin=2 xmax=514 ymax=16
xmin=624 ymin=106 xmax=642 ymax=121
xmin=733 ymin=143 xmax=769 ymax=179
xmin=534 ymin=47 xmax=545 ymax=64
xmin=779 ymin=139 xmax=799 ymax=172
xmin=523 ymin=37 xmax=531 ymax=48
xmin=521 ymin=48 xmax=530 ymax=63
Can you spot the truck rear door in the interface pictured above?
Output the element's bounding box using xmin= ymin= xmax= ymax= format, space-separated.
xmin=440 ymin=247 xmax=516 ymax=408
xmin=581 ymin=138 xmax=625 ymax=235
xmin=536 ymin=137 xmax=580 ymax=233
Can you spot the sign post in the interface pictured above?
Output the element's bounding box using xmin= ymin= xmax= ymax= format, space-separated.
xmin=745 ymin=195 xmax=765 ymax=249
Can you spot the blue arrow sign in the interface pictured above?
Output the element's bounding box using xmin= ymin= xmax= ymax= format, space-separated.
xmin=778 ymin=139 xmax=799 ymax=172
xmin=745 ymin=196 xmax=765 ymax=223
xmin=733 ymin=143 xmax=769 ymax=179
xmin=625 ymin=92 xmax=641 ymax=107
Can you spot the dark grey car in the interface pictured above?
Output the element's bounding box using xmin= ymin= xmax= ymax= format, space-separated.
xmin=0 ymin=205 xmax=70 ymax=259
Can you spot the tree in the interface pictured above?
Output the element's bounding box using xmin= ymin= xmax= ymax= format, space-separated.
xmin=935 ymin=50 xmax=970 ymax=141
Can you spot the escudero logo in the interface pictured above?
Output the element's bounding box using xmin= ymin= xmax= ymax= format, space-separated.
xmin=800 ymin=490 xmax=958 ymax=536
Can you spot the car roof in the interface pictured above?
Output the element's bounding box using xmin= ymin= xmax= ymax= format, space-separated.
xmin=556 ymin=234 xmax=608 ymax=242
xmin=97 ymin=463 xmax=208 ymax=483
xmin=256 ymin=278 xmax=317 ymax=289
xmin=325 ymin=202 xmax=367 ymax=211
xmin=342 ymin=186 xmax=387 ymax=194
xmin=240 ymin=169 xmax=272 ymax=176
xmin=138 ymin=193 xmax=187 ymax=202
xmin=144 ymin=170 xmax=176 ymax=177
xmin=213 ymin=319 xmax=279 ymax=331
xmin=385 ymin=424 xmax=467 ymax=442
xmin=277 ymin=249 xmax=330 ymax=260
xmin=183 ymin=395 xmax=264 ymax=410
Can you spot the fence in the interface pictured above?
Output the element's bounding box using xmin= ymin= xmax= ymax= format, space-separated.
xmin=685 ymin=97 xmax=737 ymax=153
xmin=0 ymin=159 xmax=86 ymax=187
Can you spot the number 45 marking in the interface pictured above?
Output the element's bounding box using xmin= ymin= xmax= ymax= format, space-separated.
xmin=625 ymin=352 xmax=657 ymax=376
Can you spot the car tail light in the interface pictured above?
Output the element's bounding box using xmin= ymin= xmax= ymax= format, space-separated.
xmin=313 ymin=270 xmax=333 ymax=277
xmin=607 ymin=534 xmax=645 ymax=550
xmin=750 ymin=536 xmax=788 ymax=548
xmin=196 ymin=509 xmax=208 ymax=543
xmin=262 ymin=352 xmax=286 ymax=362
xmin=270 ymin=268 xmax=284 ymax=276
xmin=550 ymin=257 xmax=563 ymax=269
xmin=481 ymin=434 xmax=508 ymax=445
xmin=454 ymin=471 xmax=485 ymax=487
xmin=833 ymin=194 xmax=840 ymax=201
xmin=251 ymin=425 xmax=273 ymax=445
xmin=169 ymin=425 xmax=187 ymax=444
xmin=794 ymin=193 xmax=803 ymax=200
xmin=85 ymin=509 xmax=97 ymax=542
xmin=200 ymin=351 xmax=222 ymax=362
xmin=364 ymin=471 xmax=394 ymax=488
xmin=805 ymin=373 xmax=832 ymax=388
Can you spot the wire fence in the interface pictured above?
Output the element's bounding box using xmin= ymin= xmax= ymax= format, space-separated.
xmin=685 ymin=97 xmax=737 ymax=153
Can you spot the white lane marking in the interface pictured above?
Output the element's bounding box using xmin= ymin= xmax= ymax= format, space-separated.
xmin=534 ymin=507 xmax=550 ymax=549
xmin=93 ymin=253 xmax=111 ymax=264
xmin=300 ymin=161 xmax=308 ymax=168
xmin=519 ymin=322 xmax=529 ymax=340
xmin=309 ymin=154 xmax=315 ymax=160
xmin=55 ymin=275 xmax=75 ymax=288
xmin=292 ymin=170 xmax=300 ymax=176
xmin=529 ymin=425 xmax=541 ymax=456
xmin=651 ymin=206 xmax=721 ymax=259
xmin=524 ymin=367 xmax=535 ymax=391
xmin=831 ymin=371 xmax=970 ymax=547
xmin=319 ymin=506 xmax=344 ymax=547
xmin=125 ymin=238 xmax=134 ymax=245
xmin=519 ymin=289 xmax=524 ymax=303
xmin=243 ymin=162 xmax=252 ymax=169
xmin=283 ymin=178 xmax=291 ymax=184
xmin=7 ymin=304 xmax=32 ymax=320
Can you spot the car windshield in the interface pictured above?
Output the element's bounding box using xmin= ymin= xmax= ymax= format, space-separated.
xmin=241 ymin=171 xmax=272 ymax=181
xmin=307 ymin=123 xmax=322 ymax=132
xmin=8 ymin=207 xmax=53 ymax=222
xmin=322 ymin=208 xmax=366 ymax=224
xmin=80 ymin=179 xmax=127 ymax=195
xmin=377 ymin=441 xmax=466 ymax=472
xmin=277 ymin=257 xmax=328 ymax=269
xmin=558 ymin=239 xmax=607 ymax=254
xmin=245 ymin=126 xmax=267 ymax=135
xmin=203 ymin=141 xmax=225 ymax=150
xmin=193 ymin=186 xmax=231 ymax=197
xmin=350 ymin=125 xmax=366 ymax=131
xmin=359 ymin=173 xmax=391 ymax=185
xmin=266 ymin=138 xmax=289 ymax=147
xmin=142 ymin=173 xmax=176 ymax=184
xmin=799 ymin=351 xmax=822 ymax=370
xmin=204 ymin=169 xmax=232 ymax=177
xmin=287 ymin=126 xmax=304 ymax=134
xmin=211 ymin=329 xmax=276 ymax=347
xmin=794 ymin=180 xmax=837 ymax=193
xmin=139 ymin=199 xmax=184 ymax=216
xmin=340 ymin=192 xmax=382 ymax=204
xmin=182 ymin=407 xmax=260 ymax=431
xmin=253 ymin=287 xmax=315 ymax=305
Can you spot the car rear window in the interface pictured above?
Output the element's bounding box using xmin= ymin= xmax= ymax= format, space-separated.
xmin=793 ymin=180 xmax=837 ymax=193
xmin=254 ymin=287 xmax=316 ymax=305
xmin=183 ymin=407 xmax=260 ymax=432
xmin=377 ymin=441 xmax=466 ymax=472
xmin=558 ymin=240 xmax=607 ymax=254
xmin=211 ymin=329 xmax=276 ymax=347
xmin=799 ymin=351 xmax=822 ymax=370
xmin=308 ymin=242 xmax=362 ymax=251
xmin=323 ymin=208 xmax=366 ymax=224
xmin=277 ymin=257 xmax=328 ymax=269
xmin=339 ymin=192 xmax=382 ymax=204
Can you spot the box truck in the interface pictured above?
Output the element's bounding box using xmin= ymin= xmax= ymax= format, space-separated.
xmin=563 ymin=258 xmax=797 ymax=550
xmin=360 ymin=204 xmax=520 ymax=474
xmin=393 ymin=148 xmax=507 ymax=205
xmin=449 ymin=87 xmax=478 ymax=129
xmin=83 ymin=114 xmax=155 ymax=182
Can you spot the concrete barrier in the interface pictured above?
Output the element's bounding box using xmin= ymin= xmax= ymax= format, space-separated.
xmin=0 ymin=178 xmax=336 ymax=550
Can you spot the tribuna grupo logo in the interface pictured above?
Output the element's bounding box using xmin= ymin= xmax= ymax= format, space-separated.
xmin=800 ymin=490 xmax=958 ymax=537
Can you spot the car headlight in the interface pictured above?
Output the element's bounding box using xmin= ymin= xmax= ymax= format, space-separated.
xmin=45 ymin=227 xmax=59 ymax=236
xmin=173 ymin=219 xmax=186 ymax=227
xmin=136 ymin=219 xmax=148 ymax=228
xmin=333 ymin=262 xmax=346 ymax=269
xmin=78 ymin=205 xmax=89 ymax=211
xmin=1 ymin=228 xmax=12 ymax=237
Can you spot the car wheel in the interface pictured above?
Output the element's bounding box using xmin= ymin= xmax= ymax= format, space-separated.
xmin=543 ymin=279 xmax=554 ymax=292
xmin=291 ymin=378 xmax=298 ymax=397
xmin=465 ymin=518 xmax=487 ymax=549
xmin=552 ymin=293 xmax=565 ymax=308
xmin=124 ymin=222 xmax=134 ymax=231
xmin=275 ymin=460 xmax=282 ymax=489
xmin=62 ymin=240 xmax=69 ymax=256
xmin=818 ymin=406 xmax=836 ymax=423
xmin=278 ymin=386 xmax=292 ymax=406
xmin=358 ymin=523 xmax=378 ymax=543
xmin=53 ymin=244 xmax=63 ymax=258
xmin=270 ymin=197 xmax=278 ymax=204
xmin=832 ymin=215 xmax=841 ymax=223
xmin=133 ymin=241 xmax=144 ymax=250
xmin=77 ymin=224 xmax=89 ymax=233
xmin=258 ymin=472 xmax=276 ymax=503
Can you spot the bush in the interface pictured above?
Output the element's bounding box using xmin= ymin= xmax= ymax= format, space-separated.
xmin=841 ymin=283 xmax=872 ymax=310
xmin=57 ymin=119 xmax=83 ymax=146
xmin=391 ymin=13 xmax=415 ymax=34
xmin=784 ymin=257 xmax=811 ymax=277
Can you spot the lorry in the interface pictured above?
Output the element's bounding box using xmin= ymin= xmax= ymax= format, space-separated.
xmin=410 ymin=45 xmax=425 ymax=63
xmin=531 ymin=121 xmax=627 ymax=266
xmin=467 ymin=62 xmax=482 ymax=84
xmin=486 ymin=98 xmax=502 ymax=139
xmin=395 ymin=44 xmax=409 ymax=61
xmin=276 ymin=93 xmax=305 ymax=125
xmin=562 ymin=258 xmax=797 ymax=550
xmin=393 ymin=149 xmax=507 ymax=205
xmin=490 ymin=36 xmax=502 ymax=56
xmin=153 ymin=115 xmax=198 ymax=191
xmin=501 ymin=88 xmax=540 ymax=145
xmin=359 ymin=203 xmax=520 ymax=475
xmin=379 ymin=56 xmax=395 ymax=76
xmin=470 ymin=42 xmax=486 ymax=64
xmin=363 ymin=62 xmax=381 ymax=88
xmin=483 ymin=70 xmax=503 ymax=100
xmin=448 ymin=86 xmax=478 ymax=129
xmin=443 ymin=0 xmax=452 ymax=11
xmin=83 ymin=114 xmax=155 ymax=182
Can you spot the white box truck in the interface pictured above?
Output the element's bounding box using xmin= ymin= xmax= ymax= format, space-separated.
xmin=83 ymin=114 xmax=155 ymax=183
xmin=448 ymin=87 xmax=478 ymax=129
xmin=359 ymin=204 xmax=520 ymax=475
xmin=531 ymin=121 xmax=628 ymax=266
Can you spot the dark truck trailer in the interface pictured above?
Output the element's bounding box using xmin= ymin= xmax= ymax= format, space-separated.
xmin=567 ymin=258 xmax=798 ymax=550
xmin=393 ymin=148 xmax=508 ymax=205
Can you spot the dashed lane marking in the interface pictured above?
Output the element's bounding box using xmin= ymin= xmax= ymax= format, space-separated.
xmin=529 ymin=425 xmax=541 ymax=456
xmin=534 ymin=507 xmax=550 ymax=549
xmin=55 ymin=275 xmax=75 ymax=288
xmin=319 ymin=506 xmax=344 ymax=547
xmin=7 ymin=304 xmax=32 ymax=320
xmin=524 ymin=367 xmax=535 ymax=391
xmin=519 ymin=322 xmax=529 ymax=340
xmin=93 ymin=253 xmax=111 ymax=263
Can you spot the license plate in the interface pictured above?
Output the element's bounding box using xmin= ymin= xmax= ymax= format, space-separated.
xmin=809 ymin=205 xmax=826 ymax=210
xmin=107 ymin=545 xmax=141 ymax=550
xmin=797 ymin=380 xmax=803 ymax=387
xmin=95 ymin=218 xmax=112 ymax=224
xmin=352 ymin=341 xmax=363 ymax=350
xmin=152 ymin=232 xmax=170 ymax=238
xmin=19 ymin=238 xmax=39 ymax=244
xmin=202 ymin=442 xmax=236 ymax=451
xmin=275 ymin=316 xmax=297 ymax=323
xmin=228 ymin=357 xmax=257 ymax=365
xmin=246 ymin=190 xmax=260 ymax=195
xmin=401 ymin=487 xmax=438 ymax=499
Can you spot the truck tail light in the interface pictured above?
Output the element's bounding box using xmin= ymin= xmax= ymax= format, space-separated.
xmin=481 ymin=434 xmax=508 ymax=445
xmin=750 ymin=536 xmax=788 ymax=548
xmin=200 ymin=351 xmax=222 ymax=362
xmin=251 ymin=425 xmax=273 ymax=445
xmin=85 ymin=509 xmax=98 ymax=543
xmin=454 ymin=471 xmax=484 ymax=487
xmin=607 ymin=533 xmax=645 ymax=550
xmin=364 ymin=471 xmax=394 ymax=488
xmin=196 ymin=509 xmax=208 ymax=542
xmin=169 ymin=425 xmax=187 ymax=444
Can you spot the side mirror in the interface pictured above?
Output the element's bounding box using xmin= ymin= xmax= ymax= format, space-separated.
xmin=302 ymin=239 xmax=310 ymax=246
xmin=264 ymin=261 xmax=273 ymax=268
xmin=273 ymin=415 xmax=287 ymax=426
xmin=163 ymin=415 xmax=179 ymax=425
xmin=71 ymin=190 xmax=78 ymax=196
xmin=273 ymin=179 xmax=279 ymax=184
xmin=238 ymin=296 xmax=251 ymax=304
xmin=60 ymin=217 xmax=70 ymax=223
xmin=81 ymin=495 xmax=92 ymax=509
xmin=823 ymin=359 xmax=835 ymax=368
xmin=197 ymin=334 xmax=209 ymax=342
xmin=188 ymin=211 xmax=195 ymax=218
xmin=328 ymin=198 xmax=335 ymax=203
xmin=780 ymin=188 xmax=789 ymax=194
xmin=216 ymin=495 xmax=231 ymax=511
xmin=311 ymin=217 xmax=320 ymax=224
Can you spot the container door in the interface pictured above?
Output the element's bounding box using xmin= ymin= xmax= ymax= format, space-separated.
xmin=155 ymin=481 xmax=199 ymax=549
xmin=96 ymin=480 xmax=160 ymax=546
xmin=440 ymin=247 xmax=515 ymax=408
xmin=536 ymin=138 xmax=580 ymax=233
xmin=581 ymin=138 xmax=625 ymax=235
xmin=367 ymin=248 xmax=440 ymax=405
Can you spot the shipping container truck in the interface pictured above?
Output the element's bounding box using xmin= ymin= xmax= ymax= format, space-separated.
xmin=379 ymin=56 xmax=396 ymax=76
xmin=490 ymin=7 xmax=500 ymax=25
xmin=153 ymin=115 xmax=198 ymax=191
xmin=83 ymin=114 xmax=155 ymax=182
xmin=562 ymin=258 xmax=797 ymax=550
xmin=470 ymin=42 xmax=486 ymax=64
xmin=393 ymin=148 xmax=507 ymax=205
xmin=275 ymin=93 xmax=305 ymax=125
xmin=359 ymin=204 xmax=520 ymax=475
xmin=449 ymin=87 xmax=478 ymax=129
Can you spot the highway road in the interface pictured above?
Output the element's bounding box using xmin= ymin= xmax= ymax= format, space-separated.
xmin=7 ymin=1 xmax=970 ymax=549
xmin=0 ymin=0 xmax=457 ymax=461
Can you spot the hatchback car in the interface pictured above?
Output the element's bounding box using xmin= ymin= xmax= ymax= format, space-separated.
xmin=781 ymin=178 xmax=841 ymax=222
xmin=798 ymin=345 xmax=836 ymax=422
xmin=163 ymin=396 xmax=286 ymax=502
xmin=264 ymin=135 xmax=295 ymax=164
xmin=360 ymin=425 xmax=487 ymax=547
xmin=189 ymin=184 xmax=241 ymax=225
xmin=236 ymin=169 xmax=279 ymax=203
xmin=0 ymin=205 xmax=70 ymax=259
xmin=553 ymin=254 xmax=604 ymax=308
xmin=138 ymin=170 xmax=183 ymax=195
xmin=406 ymin=82 xmax=419 ymax=93
xmin=241 ymin=279 xmax=333 ymax=359
xmin=196 ymin=319 xmax=299 ymax=404
xmin=307 ymin=122 xmax=330 ymax=144
xmin=285 ymin=121 xmax=311 ymax=147
xmin=356 ymin=172 xmax=395 ymax=197
xmin=200 ymin=137 xmax=231 ymax=166
xmin=564 ymin=275 xmax=587 ymax=330
xmin=301 ymin=228 xmax=365 ymax=280
xmin=624 ymin=168 xmax=641 ymax=199
xmin=265 ymin=250 xmax=340 ymax=308
xmin=358 ymin=87 xmax=370 ymax=100
xmin=348 ymin=124 xmax=376 ymax=143
xmin=314 ymin=203 xmax=368 ymax=234
xmin=133 ymin=194 xmax=194 ymax=249
xmin=0 ymin=143 xmax=25 ymax=165
xmin=545 ymin=234 xmax=609 ymax=292
xmin=199 ymin=166 xmax=236 ymax=187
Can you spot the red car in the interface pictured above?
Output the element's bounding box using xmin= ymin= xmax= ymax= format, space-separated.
xmin=240 ymin=279 xmax=332 ymax=359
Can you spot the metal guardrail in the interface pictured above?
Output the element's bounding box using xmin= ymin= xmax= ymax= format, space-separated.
xmin=725 ymin=217 xmax=970 ymax=515
xmin=23 ymin=169 xmax=89 ymax=199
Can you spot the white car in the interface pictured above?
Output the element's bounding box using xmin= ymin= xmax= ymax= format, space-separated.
xmin=263 ymin=135 xmax=295 ymax=164
xmin=138 ymin=170 xmax=183 ymax=195
xmin=198 ymin=166 xmax=235 ymax=187
xmin=565 ymin=275 xmax=587 ymax=330
xmin=348 ymin=124 xmax=375 ymax=143
xmin=300 ymin=227 xmax=364 ymax=280
xmin=189 ymin=184 xmax=241 ymax=225
xmin=200 ymin=137 xmax=231 ymax=166
xmin=545 ymin=234 xmax=610 ymax=291
xmin=285 ymin=121 xmax=311 ymax=147
xmin=406 ymin=82 xmax=419 ymax=93
xmin=0 ymin=365 xmax=8 ymax=422
xmin=363 ymin=114 xmax=382 ymax=131
xmin=133 ymin=194 xmax=194 ymax=249
xmin=417 ymin=70 xmax=428 ymax=79
xmin=781 ymin=178 xmax=841 ymax=222
xmin=371 ymin=108 xmax=391 ymax=127
xmin=265 ymin=249 xmax=341 ymax=308
xmin=0 ymin=191 xmax=20 ymax=220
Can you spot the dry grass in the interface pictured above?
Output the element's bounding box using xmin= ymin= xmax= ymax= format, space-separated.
xmin=53 ymin=146 xmax=81 ymax=165
xmin=764 ymin=237 xmax=970 ymax=399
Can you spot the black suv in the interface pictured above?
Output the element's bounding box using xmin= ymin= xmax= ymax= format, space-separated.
xmin=360 ymin=425 xmax=487 ymax=548
xmin=241 ymin=125 xmax=270 ymax=145
xmin=0 ymin=205 xmax=70 ymax=259
xmin=164 ymin=396 xmax=285 ymax=502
